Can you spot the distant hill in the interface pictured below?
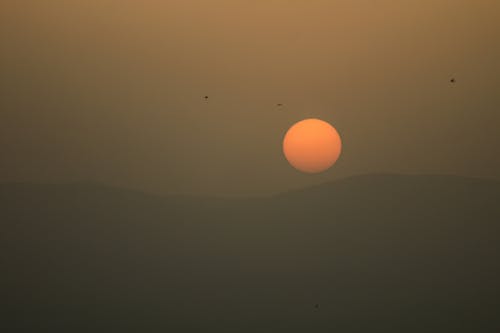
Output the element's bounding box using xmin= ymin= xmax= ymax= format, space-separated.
xmin=1 ymin=175 xmax=500 ymax=332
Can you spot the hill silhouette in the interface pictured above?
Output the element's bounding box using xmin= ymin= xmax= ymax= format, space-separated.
xmin=1 ymin=175 xmax=500 ymax=332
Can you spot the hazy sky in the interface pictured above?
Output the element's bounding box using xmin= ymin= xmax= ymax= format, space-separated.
xmin=1 ymin=0 xmax=499 ymax=195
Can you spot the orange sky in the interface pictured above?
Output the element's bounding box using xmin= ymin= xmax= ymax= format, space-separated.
xmin=1 ymin=0 xmax=500 ymax=195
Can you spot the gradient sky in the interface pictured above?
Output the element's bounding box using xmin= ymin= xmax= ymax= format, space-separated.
xmin=1 ymin=0 xmax=499 ymax=195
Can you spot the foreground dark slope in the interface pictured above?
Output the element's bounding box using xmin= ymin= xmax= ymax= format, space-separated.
xmin=1 ymin=175 xmax=500 ymax=332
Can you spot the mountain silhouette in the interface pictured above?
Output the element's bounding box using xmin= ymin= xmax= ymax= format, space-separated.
xmin=1 ymin=175 xmax=500 ymax=332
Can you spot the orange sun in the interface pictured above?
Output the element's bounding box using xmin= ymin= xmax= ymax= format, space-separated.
xmin=283 ymin=118 xmax=342 ymax=173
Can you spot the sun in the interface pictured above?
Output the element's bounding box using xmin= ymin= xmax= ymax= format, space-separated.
xmin=283 ymin=118 xmax=342 ymax=173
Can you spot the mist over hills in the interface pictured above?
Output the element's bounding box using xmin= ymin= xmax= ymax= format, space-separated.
xmin=1 ymin=174 xmax=500 ymax=332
